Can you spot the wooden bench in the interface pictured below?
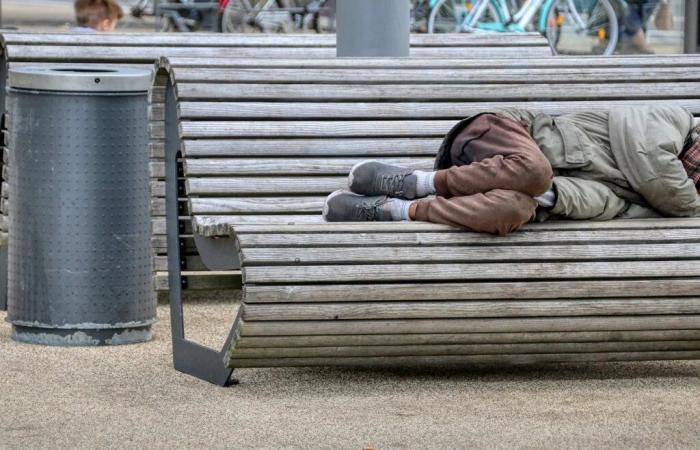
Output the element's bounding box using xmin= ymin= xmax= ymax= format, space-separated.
xmin=157 ymin=54 xmax=700 ymax=385
xmin=0 ymin=32 xmax=551 ymax=310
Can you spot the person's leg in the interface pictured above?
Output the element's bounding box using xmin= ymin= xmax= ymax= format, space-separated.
xmin=322 ymin=188 xmax=537 ymax=235
xmin=620 ymin=1 xmax=656 ymax=54
xmin=347 ymin=114 xmax=552 ymax=199
xmin=412 ymin=189 xmax=538 ymax=235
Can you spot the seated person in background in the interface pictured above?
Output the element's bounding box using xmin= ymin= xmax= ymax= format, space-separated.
xmin=323 ymin=105 xmax=700 ymax=235
xmin=72 ymin=0 xmax=123 ymax=32
xmin=619 ymin=0 xmax=660 ymax=54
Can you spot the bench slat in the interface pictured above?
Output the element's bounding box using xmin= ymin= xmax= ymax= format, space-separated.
xmin=187 ymin=176 xmax=347 ymax=195
xmin=8 ymin=46 xmax=552 ymax=61
xmin=240 ymin=243 xmax=700 ymax=265
xmin=242 ymin=278 xmax=700 ymax=303
xmin=188 ymin=218 xmax=700 ymax=238
xmin=227 ymin=350 xmax=700 ymax=368
xmin=239 ymin=315 xmax=700 ymax=336
xmin=2 ymin=32 xmax=549 ymax=47
xmin=231 ymin=340 xmax=700 ymax=359
xmin=175 ymin=82 xmax=700 ymax=101
xmin=182 ymin=138 xmax=441 ymax=157
xmin=179 ymin=99 xmax=700 ymax=119
xmin=190 ymin=197 xmax=326 ymax=214
xmin=235 ymin=229 xmax=700 ymax=248
xmin=172 ymin=66 xmax=700 ymax=83
xmin=184 ymin=157 xmax=433 ymax=176
xmin=230 ymin=219 xmax=700 ymax=234
xmin=180 ymin=120 xmax=453 ymax=138
xmin=242 ymin=260 xmax=700 ymax=284
xmin=165 ymin=55 xmax=700 ymax=69
xmin=242 ymin=298 xmax=700 ymax=321
xmin=192 ymin=215 xmax=325 ymax=236
xmin=237 ymin=330 xmax=700 ymax=348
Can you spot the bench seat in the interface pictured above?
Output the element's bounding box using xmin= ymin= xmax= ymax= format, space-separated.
xmin=227 ymin=220 xmax=700 ymax=367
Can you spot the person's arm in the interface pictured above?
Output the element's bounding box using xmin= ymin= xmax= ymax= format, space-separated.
xmin=550 ymin=176 xmax=630 ymax=220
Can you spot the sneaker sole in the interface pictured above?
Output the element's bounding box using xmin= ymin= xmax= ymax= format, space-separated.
xmin=322 ymin=189 xmax=349 ymax=221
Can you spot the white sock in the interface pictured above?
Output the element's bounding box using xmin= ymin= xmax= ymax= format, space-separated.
xmin=534 ymin=188 xmax=556 ymax=208
xmin=413 ymin=170 xmax=437 ymax=197
xmin=386 ymin=198 xmax=413 ymax=221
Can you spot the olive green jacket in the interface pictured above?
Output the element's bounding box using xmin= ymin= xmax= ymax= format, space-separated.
xmin=497 ymin=105 xmax=700 ymax=220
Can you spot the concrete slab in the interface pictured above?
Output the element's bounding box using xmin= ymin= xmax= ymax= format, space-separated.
xmin=1 ymin=302 xmax=700 ymax=449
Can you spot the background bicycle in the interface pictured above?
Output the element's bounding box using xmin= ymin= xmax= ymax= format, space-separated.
xmin=428 ymin=0 xmax=620 ymax=55
xmin=220 ymin=0 xmax=336 ymax=33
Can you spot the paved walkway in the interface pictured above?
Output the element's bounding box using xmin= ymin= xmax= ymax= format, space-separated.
xmin=1 ymin=302 xmax=700 ymax=449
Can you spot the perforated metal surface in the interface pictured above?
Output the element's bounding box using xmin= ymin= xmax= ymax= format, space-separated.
xmin=6 ymin=84 xmax=154 ymax=344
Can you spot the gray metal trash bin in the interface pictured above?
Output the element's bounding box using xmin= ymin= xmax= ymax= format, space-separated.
xmin=6 ymin=67 xmax=155 ymax=346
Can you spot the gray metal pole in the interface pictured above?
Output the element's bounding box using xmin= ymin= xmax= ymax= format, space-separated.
xmin=685 ymin=0 xmax=699 ymax=53
xmin=336 ymin=0 xmax=410 ymax=57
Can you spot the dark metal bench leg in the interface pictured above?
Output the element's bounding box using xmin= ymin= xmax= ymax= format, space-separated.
xmin=164 ymin=75 xmax=236 ymax=386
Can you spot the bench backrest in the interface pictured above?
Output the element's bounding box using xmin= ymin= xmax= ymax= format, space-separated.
xmin=158 ymin=55 xmax=700 ymax=242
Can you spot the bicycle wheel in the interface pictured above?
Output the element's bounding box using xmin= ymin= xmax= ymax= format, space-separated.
xmin=222 ymin=0 xmax=262 ymax=32
xmin=428 ymin=0 xmax=501 ymax=33
xmin=543 ymin=0 xmax=619 ymax=55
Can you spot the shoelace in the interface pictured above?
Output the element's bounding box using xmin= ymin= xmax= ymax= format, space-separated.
xmin=353 ymin=197 xmax=386 ymax=221
xmin=378 ymin=172 xmax=410 ymax=196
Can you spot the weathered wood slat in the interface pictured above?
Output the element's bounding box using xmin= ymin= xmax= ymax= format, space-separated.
xmin=243 ymin=260 xmax=700 ymax=284
xmin=2 ymin=32 xmax=549 ymax=47
xmin=191 ymin=215 xmax=328 ymax=236
xmin=153 ymin=270 xmax=241 ymax=291
xmin=187 ymin=176 xmax=347 ymax=195
xmin=236 ymin=329 xmax=700 ymax=348
xmin=240 ymin=243 xmax=700 ymax=265
xmin=178 ymin=99 xmax=700 ymax=119
xmin=172 ymin=66 xmax=700 ymax=83
xmin=149 ymin=161 xmax=165 ymax=179
xmin=181 ymin=138 xmax=441 ymax=157
xmin=242 ymin=298 xmax=700 ymax=321
xmin=195 ymin=217 xmax=700 ymax=237
xmin=240 ymin=315 xmax=700 ymax=336
xmin=243 ymin=279 xmax=700 ymax=303
xmin=184 ymin=157 xmax=433 ymax=176
xmin=190 ymin=197 xmax=326 ymax=214
xmin=8 ymin=46 xmax=551 ymax=61
xmin=227 ymin=350 xmax=700 ymax=368
xmin=150 ymin=181 xmax=165 ymax=198
xmin=153 ymin=255 xmax=208 ymax=272
xmin=175 ymin=82 xmax=700 ymax=101
xmin=235 ymin=228 xmax=700 ymax=248
xmin=231 ymin=219 xmax=700 ymax=234
xmin=165 ymin=55 xmax=700 ymax=69
xmin=179 ymin=120 xmax=453 ymax=138
xmin=230 ymin=340 xmax=700 ymax=359
xmin=152 ymin=235 xmax=194 ymax=254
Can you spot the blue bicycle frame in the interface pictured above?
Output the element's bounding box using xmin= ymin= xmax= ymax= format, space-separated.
xmin=456 ymin=0 xmax=570 ymax=33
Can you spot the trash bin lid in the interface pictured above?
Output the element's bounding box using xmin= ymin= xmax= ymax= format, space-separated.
xmin=8 ymin=67 xmax=153 ymax=93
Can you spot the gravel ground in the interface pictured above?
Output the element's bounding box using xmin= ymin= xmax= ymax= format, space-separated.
xmin=2 ymin=301 xmax=700 ymax=449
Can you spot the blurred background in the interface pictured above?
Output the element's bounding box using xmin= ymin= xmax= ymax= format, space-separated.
xmin=0 ymin=0 xmax=691 ymax=54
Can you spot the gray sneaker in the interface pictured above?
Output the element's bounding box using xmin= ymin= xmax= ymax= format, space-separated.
xmin=323 ymin=190 xmax=396 ymax=222
xmin=348 ymin=160 xmax=418 ymax=199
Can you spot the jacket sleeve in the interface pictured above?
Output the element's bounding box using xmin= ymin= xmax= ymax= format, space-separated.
xmin=551 ymin=176 xmax=630 ymax=220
